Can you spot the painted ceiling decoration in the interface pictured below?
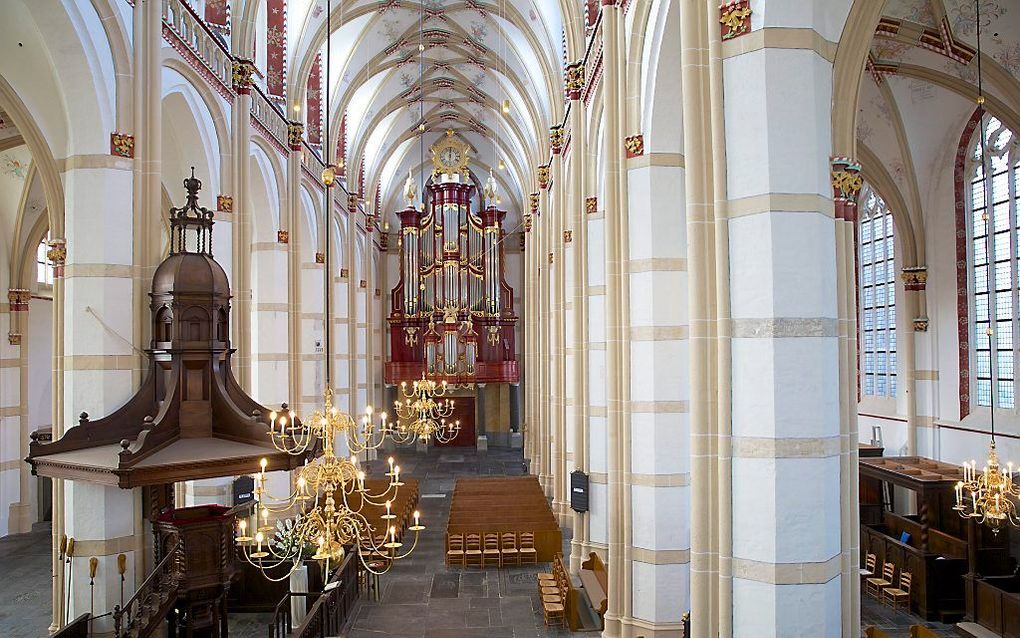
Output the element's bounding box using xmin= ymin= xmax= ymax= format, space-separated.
xmin=254 ymin=0 xmax=563 ymax=230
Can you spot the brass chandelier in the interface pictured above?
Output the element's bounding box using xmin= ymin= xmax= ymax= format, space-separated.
xmin=953 ymin=0 xmax=1019 ymax=533
xmin=236 ymin=0 xmax=422 ymax=578
xmin=391 ymin=373 xmax=462 ymax=444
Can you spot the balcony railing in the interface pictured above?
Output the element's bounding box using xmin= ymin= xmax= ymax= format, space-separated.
xmin=162 ymin=0 xmax=232 ymax=95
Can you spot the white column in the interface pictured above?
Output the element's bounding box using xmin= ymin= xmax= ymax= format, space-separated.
xmin=625 ymin=148 xmax=691 ymax=635
xmin=723 ymin=23 xmax=844 ymax=638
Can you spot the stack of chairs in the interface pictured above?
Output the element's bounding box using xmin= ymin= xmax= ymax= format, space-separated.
xmin=537 ymin=555 xmax=570 ymax=627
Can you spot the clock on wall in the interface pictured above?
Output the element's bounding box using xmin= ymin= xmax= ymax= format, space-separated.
xmin=431 ymin=129 xmax=471 ymax=176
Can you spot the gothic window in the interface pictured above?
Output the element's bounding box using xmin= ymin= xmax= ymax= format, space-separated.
xmin=36 ymin=232 xmax=53 ymax=286
xmin=966 ymin=115 xmax=1019 ymax=409
xmin=858 ymin=185 xmax=897 ymax=398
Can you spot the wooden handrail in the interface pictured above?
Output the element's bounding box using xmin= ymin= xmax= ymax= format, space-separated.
xmin=113 ymin=536 xmax=184 ymax=638
xmin=52 ymin=613 xmax=90 ymax=638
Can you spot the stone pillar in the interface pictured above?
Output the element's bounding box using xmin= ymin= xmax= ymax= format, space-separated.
xmin=565 ymin=60 xmax=591 ymax=574
xmin=345 ymin=194 xmax=359 ymax=455
xmin=537 ymin=184 xmax=552 ymax=494
xmin=550 ymin=133 xmax=568 ymax=523
xmin=833 ymin=157 xmax=864 ymax=638
xmin=231 ymin=59 xmax=255 ymax=391
xmin=602 ymin=1 xmax=629 ymax=635
xmin=624 ymin=131 xmax=691 ymax=638
xmin=1 ymin=290 xmax=28 ymax=537
xmin=722 ymin=9 xmax=846 ymax=637
xmin=476 ymin=383 xmax=487 ymax=450
xmin=286 ymin=124 xmax=304 ymax=413
xmin=62 ymin=159 xmax=139 ymax=638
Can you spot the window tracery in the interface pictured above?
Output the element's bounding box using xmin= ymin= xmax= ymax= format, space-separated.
xmin=858 ymin=184 xmax=897 ymax=398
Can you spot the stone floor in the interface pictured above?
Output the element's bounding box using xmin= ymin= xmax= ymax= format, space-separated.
xmin=0 ymin=447 xmax=977 ymax=638
xmin=0 ymin=524 xmax=55 ymax=638
xmin=861 ymin=596 xmax=958 ymax=637
xmin=331 ymin=446 xmax=584 ymax=638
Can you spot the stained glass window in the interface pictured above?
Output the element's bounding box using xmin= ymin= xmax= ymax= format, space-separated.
xmin=859 ymin=185 xmax=897 ymax=397
xmin=968 ymin=116 xmax=1019 ymax=409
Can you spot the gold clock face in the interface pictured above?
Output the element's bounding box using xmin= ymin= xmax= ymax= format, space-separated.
xmin=431 ymin=130 xmax=470 ymax=175
xmin=439 ymin=147 xmax=461 ymax=168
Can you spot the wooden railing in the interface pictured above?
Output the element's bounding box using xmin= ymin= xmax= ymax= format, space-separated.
xmin=268 ymin=591 xmax=318 ymax=638
xmin=53 ymin=614 xmax=90 ymax=638
xmin=250 ymin=83 xmax=291 ymax=151
xmin=270 ymin=551 xmax=360 ymax=638
xmin=113 ymin=537 xmax=184 ymax=638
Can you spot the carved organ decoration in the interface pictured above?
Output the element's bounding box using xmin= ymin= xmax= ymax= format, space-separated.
xmin=386 ymin=131 xmax=518 ymax=385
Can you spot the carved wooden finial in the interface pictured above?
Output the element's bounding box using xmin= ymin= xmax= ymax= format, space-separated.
xmin=79 ymin=412 xmax=90 ymax=425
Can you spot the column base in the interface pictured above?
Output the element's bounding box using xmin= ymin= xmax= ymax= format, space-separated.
xmin=620 ymin=616 xmax=686 ymax=638
xmin=476 ymin=435 xmax=488 ymax=451
xmin=7 ymin=501 xmax=33 ymax=535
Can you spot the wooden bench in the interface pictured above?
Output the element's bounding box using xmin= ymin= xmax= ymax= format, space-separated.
xmin=864 ymin=628 xmax=892 ymax=638
xmin=580 ymin=552 xmax=608 ymax=627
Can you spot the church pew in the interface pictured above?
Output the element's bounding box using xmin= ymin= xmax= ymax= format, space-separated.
xmin=580 ymin=552 xmax=608 ymax=625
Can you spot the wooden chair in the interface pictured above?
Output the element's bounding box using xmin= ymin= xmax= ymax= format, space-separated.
xmin=542 ymin=598 xmax=565 ymax=627
xmin=446 ymin=533 xmax=465 ymax=567
xmin=883 ymin=571 xmax=912 ymax=611
xmin=866 ymin=562 xmax=895 ymax=599
xmin=860 ymin=552 xmax=876 ymax=581
xmin=909 ymin=626 xmax=939 ymax=638
xmin=864 ymin=627 xmax=893 ymax=638
xmin=465 ymin=533 xmax=483 ymax=568
xmin=482 ymin=532 xmax=501 ymax=568
xmin=519 ymin=532 xmax=538 ymax=564
xmin=500 ymin=532 xmax=520 ymax=567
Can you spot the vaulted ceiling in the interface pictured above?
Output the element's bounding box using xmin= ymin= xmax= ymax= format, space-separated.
xmin=282 ymin=0 xmax=567 ymax=227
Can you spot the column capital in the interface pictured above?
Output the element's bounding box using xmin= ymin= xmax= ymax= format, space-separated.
xmin=47 ymin=238 xmax=67 ymax=278
xmin=287 ymin=121 xmax=304 ymax=151
xmin=537 ymin=165 xmax=550 ymax=190
xmin=7 ymin=288 xmax=30 ymax=311
xmin=231 ymin=59 xmax=255 ymax=95
xmin=550 ymin=126 xmax=564 ymax=155
xmin=529 ymin=192 xmax=540 ymax=213
xmin=720 ymin=1 xmax=753 ymax=41
xmin=830 ymin=156 xmax=863 ymax=222
xmin=565 ymin=62 xmax=586 ymax=100
xmin=901 ymin=266 xmax=927 ymax=291
xmin=624 ymin=134 xmax=644 ymax=158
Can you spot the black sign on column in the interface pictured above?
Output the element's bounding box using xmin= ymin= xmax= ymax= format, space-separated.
xmin=570 ymin=470 xmax=589 ymax=513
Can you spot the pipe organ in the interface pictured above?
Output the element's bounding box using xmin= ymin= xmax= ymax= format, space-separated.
xmin=385 ymin=133 xmax=518 ymax=385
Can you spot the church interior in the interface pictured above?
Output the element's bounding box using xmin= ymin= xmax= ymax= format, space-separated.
xmin=1 ymin=0 xmax=1019 ymax=637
